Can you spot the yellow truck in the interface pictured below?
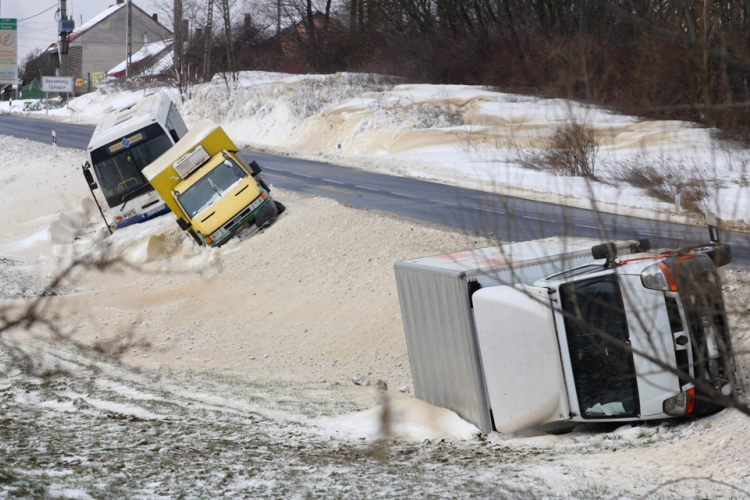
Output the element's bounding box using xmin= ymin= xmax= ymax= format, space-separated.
xmin=143 ymin=119 xmax=284 ymax=246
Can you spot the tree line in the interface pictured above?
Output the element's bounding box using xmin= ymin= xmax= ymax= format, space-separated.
xmin=21 ymin=0 xmax=750 ymax=141
xmin=197 ymin=0 xmax=749 ymax=141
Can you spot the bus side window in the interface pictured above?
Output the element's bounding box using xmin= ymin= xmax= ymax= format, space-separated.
xmin=167 ymin=105 xmax=188 ymax=142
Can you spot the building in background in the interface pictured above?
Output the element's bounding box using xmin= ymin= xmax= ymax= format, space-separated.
xmin=107 ymin=39 xmax=173 ymax=80
xmin=45 ymin=0 xmax=171 ymax=89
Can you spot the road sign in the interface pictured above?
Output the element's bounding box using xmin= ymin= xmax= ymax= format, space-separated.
xmin=42 ymin=76 xmax=74 ymax=93
xmin=0 ymin=18 xmax=18 ymax=85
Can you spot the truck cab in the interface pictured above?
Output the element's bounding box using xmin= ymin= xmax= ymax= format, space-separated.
xmin=473 ymin=246 xmax=733 ymax=432
xmin=143 ymin=120 xmax=281 ymax=246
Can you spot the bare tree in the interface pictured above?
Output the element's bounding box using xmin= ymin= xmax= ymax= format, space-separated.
xmin=174 ymin=0 xmax=185 ymax=98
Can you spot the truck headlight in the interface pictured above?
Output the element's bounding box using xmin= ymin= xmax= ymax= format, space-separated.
xmin=116 ymin=209 xmax=137 ymax=222
xmin=663 ymin=387 xmax=695 ymax=416
xmin=641 ymin=263 xmax=678 ymax=291
xmin=208 ymin=226 xmax=228 ymax=243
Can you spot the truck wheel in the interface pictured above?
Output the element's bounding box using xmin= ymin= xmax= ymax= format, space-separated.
xmin=187 ymin=229 xmax=203 ymax=246
xmin=691 ymin=244 xmax=732 ymax=267
xmin=710 ymin=244 xmax=732 ymax=267
xmin=275 ymin=201 xmax=286 ymax=215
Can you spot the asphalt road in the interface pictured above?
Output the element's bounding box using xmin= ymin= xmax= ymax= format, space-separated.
xmin=1 ymin=113 xmax=748 ymax=264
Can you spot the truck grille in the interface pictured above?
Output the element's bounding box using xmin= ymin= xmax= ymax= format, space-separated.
xmin=222 ymin=195 xmax=264 ymax=232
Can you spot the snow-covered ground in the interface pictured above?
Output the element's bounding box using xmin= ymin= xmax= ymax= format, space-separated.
xmin=6 ymin=71 xmax=749 ymax=225
xmin=2 ymin=75 xmax=750 ymax=498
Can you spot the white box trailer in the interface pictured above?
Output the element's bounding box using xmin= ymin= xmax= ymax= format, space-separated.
xmin=395 ymin=236 xmax=734 ymax=434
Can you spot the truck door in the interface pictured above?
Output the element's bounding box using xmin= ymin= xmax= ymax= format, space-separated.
xmin=551 ymin=274 xmax=641 ymax=420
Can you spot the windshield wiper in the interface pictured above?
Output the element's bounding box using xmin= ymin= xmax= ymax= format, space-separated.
xmin=208 ymin=178 xmax=222 ymax=195
xmin=120 ymin=183 xmax=153 ymax=210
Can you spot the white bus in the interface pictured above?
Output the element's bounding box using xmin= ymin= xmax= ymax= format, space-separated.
xmin=84 ymin=92 xmax=188 ymax=229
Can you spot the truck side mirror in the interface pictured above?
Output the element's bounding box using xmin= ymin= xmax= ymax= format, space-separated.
xmin=629 ymin=238 xmax=651 ymax=254
xmin=175 ymin=217 xmax=190 ymax=230
xmin=249 ymin=160 xmax=262 ymax=176
xmin=706 ymin=211 xmax=720 ymax=243
xmin=82 ymin=164 xmax=98 ymax=190
xmin=224 ymin=159 xmax=245 ymax=177
xmin=592 ymin=242 xmax=617 ymax=268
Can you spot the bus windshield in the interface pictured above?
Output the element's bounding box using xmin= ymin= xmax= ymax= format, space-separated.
xmin=178 ymin=159 xmax=248 ymax=218
xmin=90 ymin=123 xmax=173 ymax=208
xmin=560 ymin=274 xmax=640 ymax=419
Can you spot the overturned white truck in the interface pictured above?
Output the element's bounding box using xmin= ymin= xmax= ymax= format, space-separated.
xmin=395 ymin=233 xmax=734 ymax=434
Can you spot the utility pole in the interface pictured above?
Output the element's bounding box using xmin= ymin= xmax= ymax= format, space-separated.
xmin=58 ymin=0 xmax=72 ymax=77
xmin=220 ymin=0 xmax=234 ymax=78
xmin=126 ymin=0 xmax=132 ymax=79
xmin=174 ymin=0 xmax=184 ymax=96
xmin=203 ymin=0 xmax=213 ymax=81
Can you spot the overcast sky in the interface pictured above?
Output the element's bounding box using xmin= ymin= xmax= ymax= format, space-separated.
xmin=2 ymin=0 xmax=163 ymax=63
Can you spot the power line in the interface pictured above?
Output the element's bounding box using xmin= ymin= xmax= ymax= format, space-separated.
xmin=17 ymin=3 xmax=58 ymax=22
xmin=18 ymin=26 xmax=56 ymax=35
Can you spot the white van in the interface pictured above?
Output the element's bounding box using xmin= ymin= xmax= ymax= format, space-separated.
xmin=395 ymin=234 xmax=734 ymax=433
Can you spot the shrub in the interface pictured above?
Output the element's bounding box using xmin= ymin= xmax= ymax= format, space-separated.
xmin=612 ymin=161 xmax=710 ymax=213
xmin=405 ymin=103 xmax=464 ymax=129
xmin=544 ymin=121 xmax=600 ymax=178
xmin=23 ymin=98 xmax=66 ymax=112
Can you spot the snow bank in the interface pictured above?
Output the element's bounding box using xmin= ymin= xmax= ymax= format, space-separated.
xmin=6 ymin=198 xmax=108 ymax=259
xmin=323 ymin=399 xmax=481 ymax=442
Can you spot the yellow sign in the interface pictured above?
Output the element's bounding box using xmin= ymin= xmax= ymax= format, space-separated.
xmin=90 ymin=72 xmax=105 ymax=88
xmin=108 ymin=133 xmax=144 ymax=153
xmin=75 ymin=78 xmax=84 ymax=87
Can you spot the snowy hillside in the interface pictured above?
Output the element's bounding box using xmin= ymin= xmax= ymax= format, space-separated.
xmin=1 ymin=75 xmax=750 ymax=498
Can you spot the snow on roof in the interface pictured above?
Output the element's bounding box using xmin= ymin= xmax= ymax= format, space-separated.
xmin=149 ymin=50 xmax=174 ymax=75
xmin=107 ymin=39 xmax=172 ymax=78
xmin=47 ymin=4 xmax=126 ymax=52
xmin=69 ymin=3 xmax=126 ymax=43
xmin=48 ymin=3 xmax=165 ymax=52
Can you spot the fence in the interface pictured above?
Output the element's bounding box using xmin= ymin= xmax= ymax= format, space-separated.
xmin=20 ymin=83 xmax=59 ymax=100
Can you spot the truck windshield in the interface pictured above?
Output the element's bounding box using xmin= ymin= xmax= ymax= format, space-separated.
xmin=178 ymin=158 xmax=248 ymax=218
xmin=90 ymin=123 xmax=173 ymax=208
xmin=560 ymin=275 xmax=640 ymax=419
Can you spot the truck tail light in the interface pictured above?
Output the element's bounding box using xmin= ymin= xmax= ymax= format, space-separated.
xmin=641 ymin=262 xmax=678 ymax=291
xmin=663 ymin=387 xmax=696 ymax=416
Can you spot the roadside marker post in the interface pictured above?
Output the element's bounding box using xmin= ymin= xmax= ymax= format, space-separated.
xmin=52 ymin=130 xmax=57 ymax=156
